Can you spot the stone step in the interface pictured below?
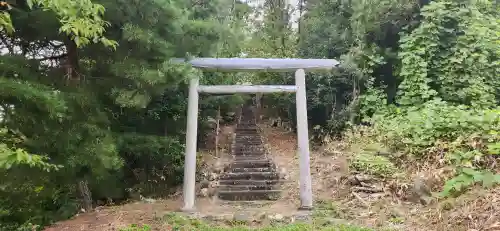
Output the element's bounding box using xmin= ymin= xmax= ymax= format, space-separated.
xmin=233 ymin=145 xmax=265 ymax=150
xmin=237 ymin=124 xmax=256 ymax=128
xmin=236 ymin=127 xmax=257 ymax=130
xmin=218 ymin=184 xmax=276 ymax=191
xmin=233 ymin=149 xmax=265 ymax=154
xmin=233 ymin=156 xmax=270 ymax=162
xmin=232 ymin=143 xmax=263 ymax=148
xmin=232 ymin=149 xmax=265 ymax=154
xmin=235 ymin=133 xmax=261 ymax=137
xmin=219 ymin=172 xmax=279 ymax=181
xmin=233 ymin=151 xmax=266 ymax=155
xmin=237 ymin=125 xmax=257 ymax=128
xmin=237 ymin=122 xmax=257 ymax=125
xmin=233 ymin=152 xmax=265 ymax=157
xmin=235 ymin=134 xmax=260 ymax=138
xmin=230 ymin=167 xmax=275 ymax=172
xmin=233 ymin=152 xmax=266 ymax=156
xmin=218 ymin=200 xmax=274 ymax=207
xmin=230 ymin=160 xmax=274 ymax=168
xmin=234 ymin=138 xmax=260 ymax=142
xmin=233 ymin=146 xmax=265 ymax=151
xmin=232 ymin=157 xmax=268 ymax=162
xmin=235 ymin=134 xmax=259 ymax=136
xmin=235 ymin=134 xmax=260 ymax=136
xmin=237 ymin=120 xmax=256 ymax=122
xmin=233 ymin=152 xmax=266 ymax=157
xmin=233 ymin=147 xmax=265 ymax=151
xmin=234 ymin=126 xmax=259 ymax=134
xmin=232 ymin=148 xmax=265 ymax=153
xmin=234 ymin=139 xmax=262 ymax=143
xmin=219 ymin=179 xmax=281 ymax=186
xmin=234 ymin=141 xmax=263 ymax=145
xmin=235 ymin=131 xmax=259 ymax=134
xmin=218 ymin=190 xmax=281 ymax=201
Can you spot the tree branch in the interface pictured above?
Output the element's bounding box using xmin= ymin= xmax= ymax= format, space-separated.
xmin=35 ymin=53 xmax=68 ymax=61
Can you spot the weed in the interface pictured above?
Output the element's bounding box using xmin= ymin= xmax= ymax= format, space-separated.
xmin=119 ymin=224 xmax=151 ymax=231
xmin=350 ymin=152 xmax=398 ymax=178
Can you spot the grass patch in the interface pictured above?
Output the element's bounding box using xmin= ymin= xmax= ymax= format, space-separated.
xmin=313 ymin=199 xmax=348 ymax=219
xmin=350 ymin=152 xmax=398 ymax=178
xmin=143 ymin=212 xmax=375 ymax=231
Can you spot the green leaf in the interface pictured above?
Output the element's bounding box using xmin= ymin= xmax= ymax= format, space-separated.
xmin=481 ymin=171 xmax=496 ymax=188
xmin=0 ymin=12 xmax=15 ymax=34
xmin=26 ymin=0 xmax=34 ymax=9
xmin=461 ymin=167 xmax=479 ymax=176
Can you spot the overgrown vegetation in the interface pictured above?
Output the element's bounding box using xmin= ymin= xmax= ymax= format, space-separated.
xmin=0 ymin=0 xmax=499 ymax=230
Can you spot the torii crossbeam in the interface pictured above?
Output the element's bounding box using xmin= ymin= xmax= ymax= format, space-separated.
xmin=173 ymin=58 xmax=339 ymax=211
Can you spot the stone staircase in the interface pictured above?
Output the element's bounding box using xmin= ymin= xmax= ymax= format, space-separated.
xmin=217 ymin=105 xmax=282 ymax=201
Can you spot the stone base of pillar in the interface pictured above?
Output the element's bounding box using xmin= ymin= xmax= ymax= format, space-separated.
xmin=298 ymin=205 xmax=313 ymax=211
xmin=180 ymin=206 xmax=196 ymax=213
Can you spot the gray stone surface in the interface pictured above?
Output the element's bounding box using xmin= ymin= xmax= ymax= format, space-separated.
xmin=217 ymin=105 xmax=282 ymax=201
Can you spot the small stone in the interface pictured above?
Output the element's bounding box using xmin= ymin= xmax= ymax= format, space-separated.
xmin=267 ymin=213 xmax=284 ymax=222
xmin=223 ymin=214 xmax=234 ymax=220
xmin=292 ymin=212 xmax=311 ymax=223
xmin=273 ymin=214 xmax=284 ymax=221
xmin=208 ymin=172 xmax=218 ymax=181
xmin=187 ymin=212 xmax=203 ymax=219
xmin=256 ymin=212 xmax=267 ymax=219
xmin=200 ymin=188 xmax=209 ymax=197
xmin=204 ymin=214 xmax=225 ymax=221
xmin=214 ymin=160 xmax=224 ymax=173
xmin=203 ymin=215 xmax=215 ymax=221
xmin=411 ymin=176 xmax=433 ymax=205
xmin=347 ymin=174 xmax=374 ymax=185
xmin=233 ymin=212 xmax=251 ymax=222
xmin=209 ymin=181 xmax=218 ymax=188
xmin=389 ymin=207 xmax=404 ymax=218
xmin=200 ymin=180 xmax=210 ymax=188
xmin=319 ymin=218 xmax=346 ymax=226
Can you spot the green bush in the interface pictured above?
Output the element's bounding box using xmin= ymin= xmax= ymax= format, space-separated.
xmin=372 ymin=100 xmax=500 ymax=156
xmin=118 ymin=133 xmax=185 ymax=197
xmin=367 ymin=100 xmax=500 ymax=196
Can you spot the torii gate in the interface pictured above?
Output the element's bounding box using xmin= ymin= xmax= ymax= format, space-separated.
xmin=174 ymin=58 xmax=339 ymax=211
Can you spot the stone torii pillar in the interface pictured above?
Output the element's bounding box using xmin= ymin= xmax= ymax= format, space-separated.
xmin=181 ymin=75 xmax=199 ymax=212
xmin=174 ymin=58 xmax=340 ymax=212
xmin=294 ymin=68 xmax=313 ymax=209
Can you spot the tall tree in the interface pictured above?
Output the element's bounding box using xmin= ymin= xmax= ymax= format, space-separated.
xmin=0 ymin=0 xmax=249 ymax=229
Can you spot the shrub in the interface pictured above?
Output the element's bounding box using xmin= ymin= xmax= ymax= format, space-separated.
xmin=367 ymin=100 xmax=500 ymax=196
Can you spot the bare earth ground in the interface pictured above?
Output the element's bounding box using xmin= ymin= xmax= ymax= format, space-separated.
xmin=45 ymin=125 xmax=500 ymax=231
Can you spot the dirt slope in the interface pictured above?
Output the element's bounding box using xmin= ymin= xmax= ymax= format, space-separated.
xmin=44 ymin=125 xmax=500 ymax=231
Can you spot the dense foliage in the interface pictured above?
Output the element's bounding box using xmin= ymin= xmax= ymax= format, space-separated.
xmin=0 ymin=0 xmax=499 ymax=230
xmin=247 ymin=0 xmax=499 ymax=197
xmin=0 ymin=0 xmax=248 ymax=229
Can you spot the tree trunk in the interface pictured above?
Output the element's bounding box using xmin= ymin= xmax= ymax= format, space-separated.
xmin=164 ymin=116 xmax=169 ymax=136
xmin=255 ymin=93 xmax=263 ymax=123
xmin=66 ymin=37 xmax=90 ymax=212
xmin=78 ymin=180 xmax=92 ymax=212
xmin=298 ymin=0 xmax=303 ymax=44
xmin=215 ymin=106 xmax=221 ymax=156
xmin=64 ymin=38 xmax=81 ymax=86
